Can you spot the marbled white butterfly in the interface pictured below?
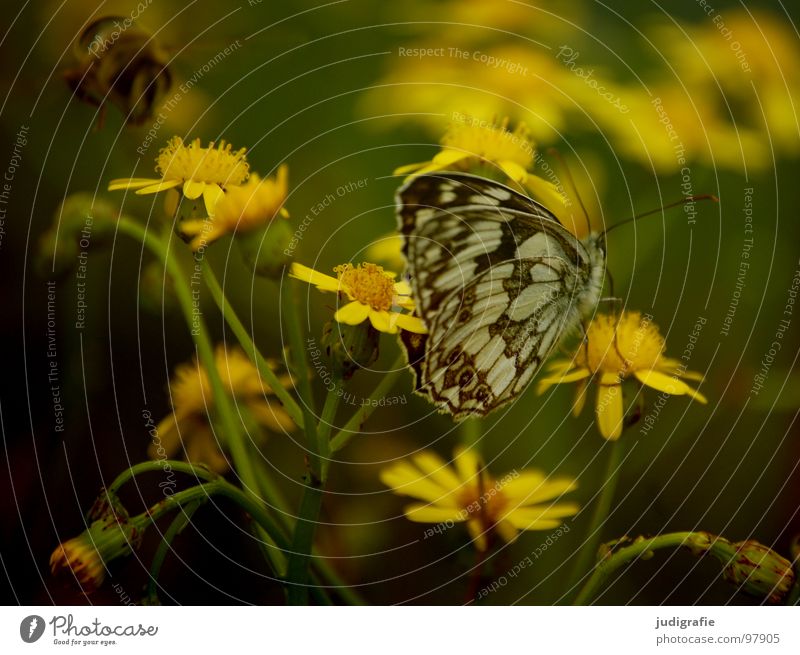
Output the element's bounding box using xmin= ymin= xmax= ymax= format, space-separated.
xmin=397 ymin=172 xmax=606 ymax=420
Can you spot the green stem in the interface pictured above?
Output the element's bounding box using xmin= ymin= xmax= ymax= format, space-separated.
xmin=459 ymin=418 xmax=483 ymax=451
xmin=117 ymin=217 xmax=281 ymax=571
xmin=567 ymin=438 xmax=626 ymax=596
xmin=145 ymin=499 xmax=204 ymax=604
xmin=108 ymin=460 xmax=218 ymax=494
xmin=202 ymin=261 xmax=304 ymax=428
xmin=286 ymin=482 xmax=325 ymax=605
xmin=318 ymin=385 xmax=343 ymax=479
xmin=329 ymin=352 xmax=406 ymax=453
xmin=572 ymin=532 xmax=695 ymax=605
xmin=144 ymin=481 xmax=223 ymax=523
xmin=138 ymin=475 xmax=290 ymax=576
xmin=282 ymin=283 xmax=327 ymax=605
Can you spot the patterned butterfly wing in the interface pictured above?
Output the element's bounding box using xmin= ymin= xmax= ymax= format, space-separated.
xmin=396 ymin=172 xmax=603 ymax=419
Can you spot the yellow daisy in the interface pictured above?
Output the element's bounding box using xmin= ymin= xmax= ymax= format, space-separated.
xmin=289 ymin=262 xmax=426 ymax=335
xmin=155 ymin=345 xmax=295 ymax=473
xmin=108 ymin=136 xmax=250 ymax=216
xmin=395 ymin=115 xmax=565 ymax=210
xmin=180 ymin=166 xmax=289 ymax=251
xmin=381 ymin=446 xmax=578 ymax=551
xmin=537 ymin=312 xmax=707 ymax=440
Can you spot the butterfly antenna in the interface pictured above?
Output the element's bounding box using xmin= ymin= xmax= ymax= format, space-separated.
xmin=547 ymin=147 xmax=591 ymax=236
xmin=602 ymin=194 xmax=718 ymax=237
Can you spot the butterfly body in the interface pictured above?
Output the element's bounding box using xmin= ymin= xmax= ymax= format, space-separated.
xmin=397 ymin=173 xmax=605 ymax=419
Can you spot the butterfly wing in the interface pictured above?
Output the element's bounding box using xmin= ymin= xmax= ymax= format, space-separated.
xmin=397 ymin=173 xmax=602 ymax=419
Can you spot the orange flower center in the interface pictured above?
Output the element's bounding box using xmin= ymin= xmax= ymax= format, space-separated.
xmin=458 ymin=474 xmax=507 ymax=524
xmin=335 ymin=263 xmax=395 ymax=312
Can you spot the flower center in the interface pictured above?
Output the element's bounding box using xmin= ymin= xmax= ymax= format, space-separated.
xmin=458 ymin=475 xmax=507 ymax=524
xmin=335 ymin=263 xmax=396 ymax=312
xmin=442 ymin=116 xmax=534 ymax=168
xmin=581 ymin=312 xmax=664 ymax=377
xmin=156 ymin=137 xmax=250 ymax=187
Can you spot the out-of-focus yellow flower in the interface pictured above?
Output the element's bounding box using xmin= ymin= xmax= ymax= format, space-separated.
xmin=290 ymin=262 xmax=426 ymax=334
xmin=180 ymin=166 xmax=289 ymax=251
xmin=109 ymin=136 xmax=250 ymax=215
xmin=644 ymin=9 xmax=800 ymax=169
xmin=537 ymin=312 xmax=706 ymax=440
xmin=155 ymin=345 xmax=294 ymax=473
xmin=380 ymin=447 xmax=578 ymax=551
xmin=364 ymin=233 xmax=406 ymax=272
xmin=395 ymin=116 xmax=566 ymax=211
xmin=49 ymin=516 xmax=146 ymax=593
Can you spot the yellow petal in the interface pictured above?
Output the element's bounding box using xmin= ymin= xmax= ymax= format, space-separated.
xmin=180 ymin=219 xmax=210 ymax=238
xmin=431 ymin=148 xmax=470 ymax=168
xmin=248 ymin=401 xmax=296 ymax=433
xmin=404 ymin=503 xmax=466 ymax=523
xmin=501 ymin=515 xmax=563 ymax=531
xmin=495 ymin=519 xmax=519 ymax=544
xmin=394 ymin=161 xmax=430 ymax=176
xmin=498 ymin=159 xmax=529 ymax=184
xmin=524 ymin=174 xmax=569 ymax=211
xmin=634 ymin=370 xmax=707 ymax=403
xmin=503 ymin=502 xmax=579 ymax=529
xmin=108 ymin=177 xmax=160 ymax=191
xmin=411 ymin=451 xmax=462 ymax=491
xmin=135 ymin=179 xmax=181 ymax=195
xmin=334 ymin=301 xmax=371 ymax=326
xmin=203 ymin=184 xmax=225 ymax=216
xmin=545 ymin=358 xmax=575 ymax=374
xmin=501 ymin=474 xmax=578 ymax=505
xmin=380 ymin=462 xmax=457 ymax=505
xmin=466 ymin=518 xmax=488 ymax=551
xmin=368 ymin=309 xmax=399 ymax=333
xmin=497 ymin=470 xmax=544 ymax=498
xmin=572 ymin=378 xmax=588 ymax=416
xmin=289 ymin=263 xmax=340 ymax=292
xmin=596 ymin=383 xmax=624 ymax=440
xmin=453 ymin=445 xmax=480 ymax=486
xmin=659 ymin=357 xmax=705 ymax=381
xmin=393 ymin=313 xmax=428 ymax=334
xmin=182 ymin=179 xmax=206 ymax=200
xmin=536 ymin=367 xmax=590 ymax=394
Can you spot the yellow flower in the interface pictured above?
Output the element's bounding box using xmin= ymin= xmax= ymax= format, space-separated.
xmin=290 ymin=262 xmax=426 ymax=334
xmin=395 ymin=115 xmax=566 ymax=210
xmin=364 ymin=233 xmax=406 ymax=272
xmin=155 ymin=345 xmax=294 ymax=473
xmin=108 ymin=136 xmax=250 ymax=215
xmin=49 ymin=516 xmax=145 ymax=593
xmin=537 ymin=312 xmax=707 ymax=440
xmin=380 ymin=447 xmax=578 ymax=551
xmin=180 ymin=166 xmax=289 ymax=251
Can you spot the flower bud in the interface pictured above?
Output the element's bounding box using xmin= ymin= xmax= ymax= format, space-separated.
xmin=49 ymin=515 xmax=147 ymax=593
xmin=321 ymin=319 xmax=379 ymax=380
xmin=36 ymin=193 xmax=118 ymax=279
xmin=237 ymin=218 xmax=293 ymax=279
xmin=718 ymin=540 xmax=795 ymax=604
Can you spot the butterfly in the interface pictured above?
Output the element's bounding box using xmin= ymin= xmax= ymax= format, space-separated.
xmin=396 ymin=172 xmax=606 ymax=420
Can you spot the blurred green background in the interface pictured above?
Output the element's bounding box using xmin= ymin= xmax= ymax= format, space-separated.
xmin=1 ymin=0 xmax=798 ymax=605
